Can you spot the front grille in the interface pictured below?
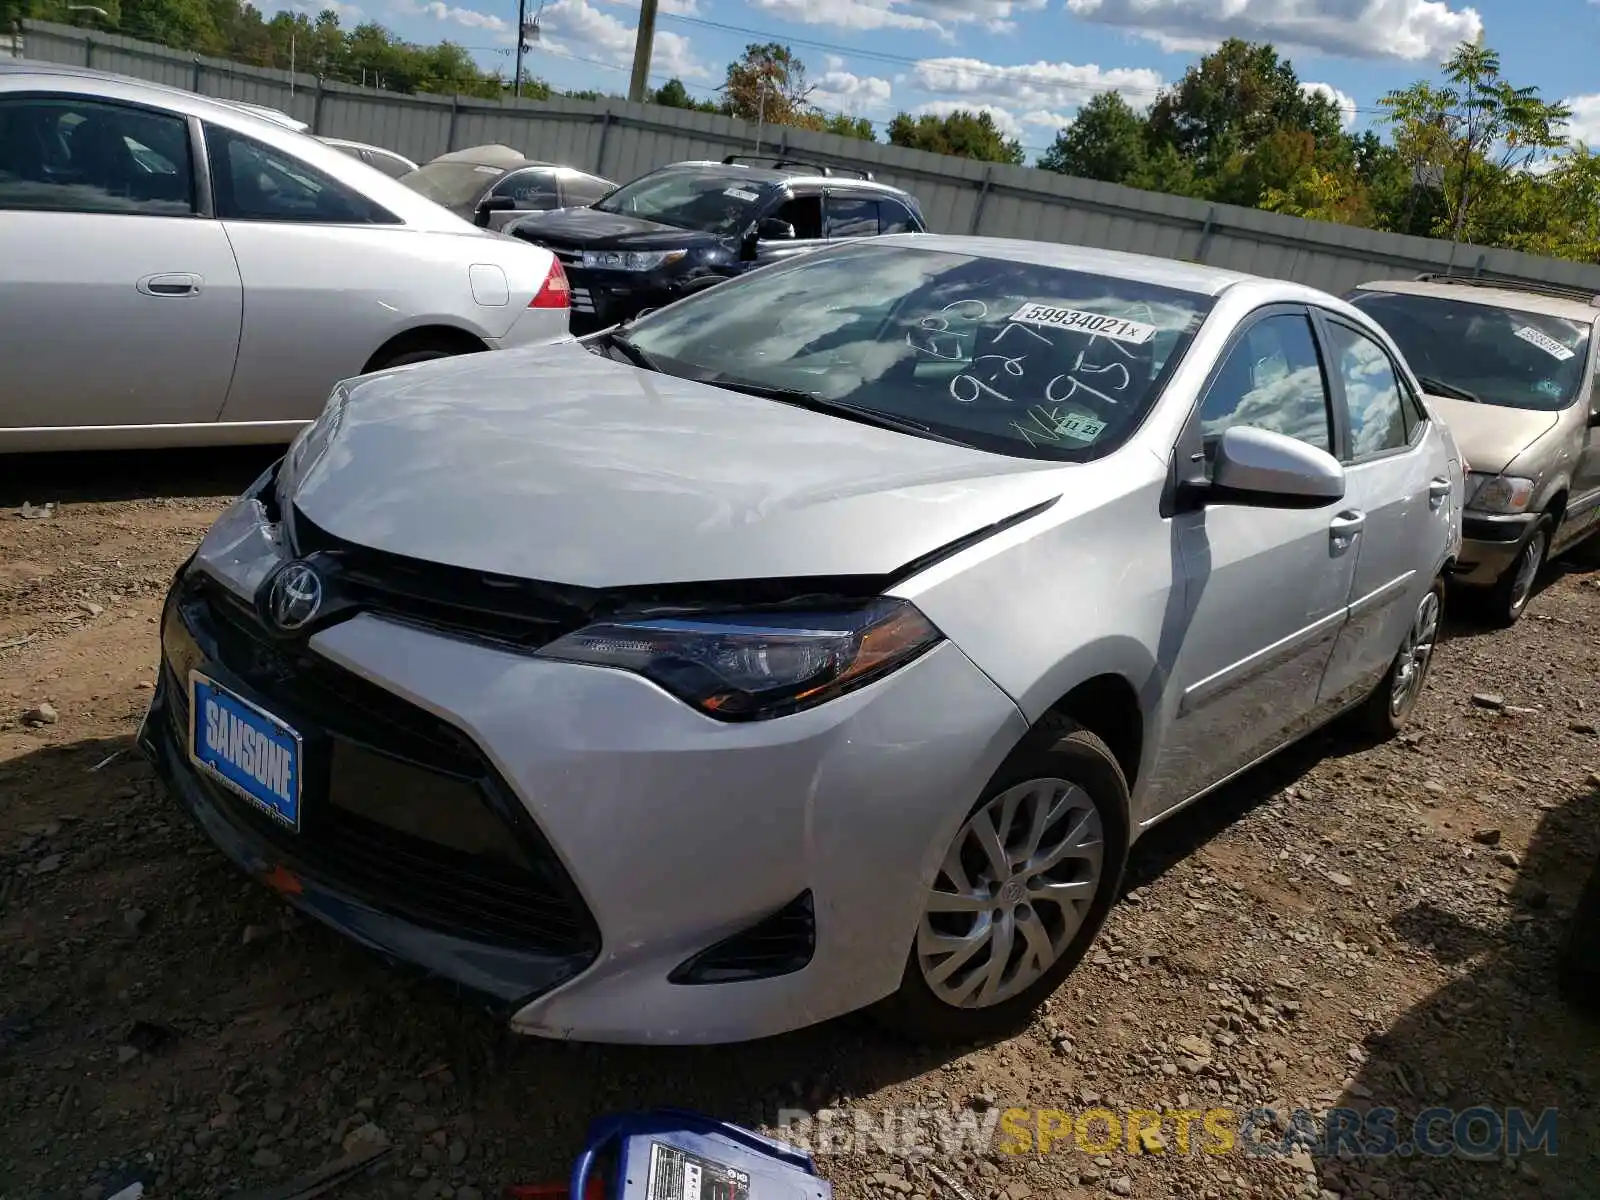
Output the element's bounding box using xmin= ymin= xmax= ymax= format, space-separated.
xmin=165 ymin=578 xmax=601 ymax=958
xmin=287 ymin=510 xmax=596 ymax=653
xmin=668 ymin=891 xmax=816 ymax=985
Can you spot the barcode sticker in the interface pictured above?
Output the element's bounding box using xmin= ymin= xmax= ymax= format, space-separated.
xmin=1513 ymin=325 xmax=1575 ymax=361
xmin=645 ymin=1142 xmax=752 ymax=1200
xmin=1009 ymin=302 xmax=1157 ymax=345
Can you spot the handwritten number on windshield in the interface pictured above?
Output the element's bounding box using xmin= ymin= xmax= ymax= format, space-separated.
xmin=906 ymin=299 xmax=993 ymax=361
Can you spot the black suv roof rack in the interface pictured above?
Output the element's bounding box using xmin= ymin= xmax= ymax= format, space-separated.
xmin=1412 ymin=272 xmax=1600 ymax=308
xmin=721 ymin=153 xmax=875 ymax=182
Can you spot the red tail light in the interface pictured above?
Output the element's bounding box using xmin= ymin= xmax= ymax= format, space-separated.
xmin=530 ymin=257 xmax=570 ymax=309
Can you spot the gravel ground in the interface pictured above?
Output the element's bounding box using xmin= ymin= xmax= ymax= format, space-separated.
xmin=2 ymin=450 xmax=1598 ymax=1200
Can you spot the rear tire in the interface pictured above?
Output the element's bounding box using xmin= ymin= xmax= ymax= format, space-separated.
xmin=1353 ymin=577 xmax=1445 ymax=739
xmin=366 ymin=332 xmax=485 ymax=374
xmin=871 ymin=714 xmax=1130 ymax=1044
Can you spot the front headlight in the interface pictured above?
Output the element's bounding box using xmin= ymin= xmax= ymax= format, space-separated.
xmin=1465 ymin=472 xmax=1535 ymax=515
xmin=535 ymin=597 xmax=943 ymax=721
xmin=275 ymin=386 xmax=347 ymax=514
xmin=581 ymin=249 xmax=688 ymax=272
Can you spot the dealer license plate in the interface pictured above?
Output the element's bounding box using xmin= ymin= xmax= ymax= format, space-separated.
xmin=189 ymin=671 xmax=303 ymax=830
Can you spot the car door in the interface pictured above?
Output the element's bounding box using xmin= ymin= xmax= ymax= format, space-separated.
xmin=1313 ymin=311 xmax=1452 ymax=709
xmin=0 ymin=92 xmax=242 ymax=431
xmin=1565 ymin=361 xmax=1600 ymax=543
xmin=754 ymin=186 xmax=825 ymax=265
xmin=201 ymin=121 xmax=410 ymax=425
xmin=482 ymin=165 xmax=560 ymax=230
xmin=1150 ymin=307 xmax=1359 ymax=814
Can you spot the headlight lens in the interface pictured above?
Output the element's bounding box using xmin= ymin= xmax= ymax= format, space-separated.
xmin=275 ymin=386 xmax=347 ymax=514
xmin=1465 ymin=472 xmax=1535 ymax=514
xmin=535 ymin=598 xmax=943 ymax=720
xmin=581 ymin=249 xmax=687 ymax=272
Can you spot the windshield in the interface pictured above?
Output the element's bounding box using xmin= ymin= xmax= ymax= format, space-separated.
xmin=1349 ymin=290 xmax=1592 ymax=412
xmin=591 ymin=167 xmax=774 ymax=234
xmin=400 ymin=161 xmax=502 ymax=208
xmin=612 ymin=241 xmax=1216 ymax=461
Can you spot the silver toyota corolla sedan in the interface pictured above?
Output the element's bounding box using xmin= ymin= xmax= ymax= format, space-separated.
xmin=142 ymin=235 xmax=1464 ymax=1045
xmin=0 ymin=63 xmax=573 ymax=453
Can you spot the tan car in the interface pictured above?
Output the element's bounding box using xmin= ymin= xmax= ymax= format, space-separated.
xmin=1347 ymin=276 xmax=1600 ymax=625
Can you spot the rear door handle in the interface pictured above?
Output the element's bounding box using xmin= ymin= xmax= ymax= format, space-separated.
xmin=1428 ymin=476 xmax=1452 ymax=508
xmin=137 ymin=272 xmax=202 ymax=297
xmin=1329 ymin=509 xmax=1366 ymax=549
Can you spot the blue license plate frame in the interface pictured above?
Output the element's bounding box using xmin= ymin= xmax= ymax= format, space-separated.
xmin=188 ymin=670 xmax=303 ymax=831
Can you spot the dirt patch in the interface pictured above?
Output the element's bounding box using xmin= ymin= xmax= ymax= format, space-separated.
xmin=3 ymin=454 xmax=1599 ymax=1200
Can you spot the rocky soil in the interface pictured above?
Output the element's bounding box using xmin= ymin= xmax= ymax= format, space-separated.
xmin=2 ymin=449 xmax=1598 ymax=1200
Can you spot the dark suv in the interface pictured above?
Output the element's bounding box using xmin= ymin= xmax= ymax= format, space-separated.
xmin=502 ymin=155 xmax=928 ymax=332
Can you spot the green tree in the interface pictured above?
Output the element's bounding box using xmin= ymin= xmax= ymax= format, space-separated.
xmin=722 ymin=42 xmax=812 ymax=126
xmin=1036 ymin=92 xmax=1146 ymax=183
xmin=652 ymin=77 xmax=721 ymax=113
xmin=1146 ymin=38 xmax=1347 ymax=194
xmin=887 ymin=109 xmax=1023 ymax=164
xmin=1378 ymin=38 xmax=1571 ymax=244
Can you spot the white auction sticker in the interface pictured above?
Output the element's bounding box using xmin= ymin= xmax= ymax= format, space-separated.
xmin=723 ymin=187 xmax=761 ymax=202
xmin=1513 ymin=325 xmax=1575 ymax=361
xmin=1009 ymin=302 xmax=1157 ymax=344
xmin=1052 ymin=411 xmax=1108 ymax=441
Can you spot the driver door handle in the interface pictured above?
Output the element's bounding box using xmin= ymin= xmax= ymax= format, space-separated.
xmin=1329 ymin=509 xmax=1366 ymax=550
xmin=137 ymin=272 xmax=202 ymax=298
xmin=1428 ymin=476 xmax=1452 ymax=509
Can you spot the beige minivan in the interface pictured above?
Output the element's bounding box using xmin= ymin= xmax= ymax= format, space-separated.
xmin=1347 ymin=275 xmax=1600 ymax=625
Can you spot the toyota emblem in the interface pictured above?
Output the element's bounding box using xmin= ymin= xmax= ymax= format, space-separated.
xmin=268 ymin=562 xmax=323 ymax=631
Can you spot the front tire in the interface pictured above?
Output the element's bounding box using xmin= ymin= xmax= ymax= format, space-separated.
xmin=1478 ymin=519 xmax=1549 ymax=627
xmin=871 ymin=715 xmax=1129 ymax=1044
xmin=1354 ymin=577 xmax=1444 ymax=739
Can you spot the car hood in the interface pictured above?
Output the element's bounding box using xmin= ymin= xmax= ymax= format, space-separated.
xmin=293 ymin=342 xmax=1066 ymax=589
xmin=505 ymin=207 xmax=724 ymax=251
xmin=1423 ymin=395 xmax=1561 ymax=474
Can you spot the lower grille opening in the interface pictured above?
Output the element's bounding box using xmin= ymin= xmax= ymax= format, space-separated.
xmin=164 ymin=580 xmax=601 ymax=960
xmin=668 ymin=890 xmax=816 ymax=985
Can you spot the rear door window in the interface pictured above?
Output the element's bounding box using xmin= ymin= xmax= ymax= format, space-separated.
xmin=0 ymin=95 xmax=195 ymax=215
xmin=825 ymin=194 xmax=880 ymax=238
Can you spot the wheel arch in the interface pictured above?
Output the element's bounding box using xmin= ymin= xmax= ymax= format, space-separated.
xmin=362 ymin=324 xmax=490 ymax=374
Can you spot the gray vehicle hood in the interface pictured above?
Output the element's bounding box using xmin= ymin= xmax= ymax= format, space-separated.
xmin=293 ymin=342 xmax=1066 ymax=589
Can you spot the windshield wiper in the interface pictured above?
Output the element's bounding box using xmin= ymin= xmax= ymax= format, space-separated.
xmin=708 ymin=378 xmax=974 ymax=447
xmin=602 ymin=327 xmax=663 ymax=373
xmin=1416 ymin=375 xmax=1481 ymax=404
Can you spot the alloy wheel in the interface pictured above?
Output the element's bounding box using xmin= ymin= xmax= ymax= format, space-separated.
xmin=917 ymin=779 xmax=1104 ymax=1009
xmin=1389 ymin=587 xmax=1441 ymax=719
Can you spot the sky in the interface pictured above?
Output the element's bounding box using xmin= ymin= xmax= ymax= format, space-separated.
xmin=271 ymin=0 xmax=1600 ymax=160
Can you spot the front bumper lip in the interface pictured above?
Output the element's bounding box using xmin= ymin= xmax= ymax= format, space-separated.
xmin=1452 ymin=512 xmax=1538 ymax=585
xmin=139 ymin=628 xmax=596 ymax=1013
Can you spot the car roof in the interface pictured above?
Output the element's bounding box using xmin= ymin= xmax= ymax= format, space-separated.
xmin=427 ymin=144 xmax=552 ymax=170
xmin=1353 ymin=277 xmax=1600 ymax=323
xmin=655 ymin=159 xmax=916 ymax=197
xmin=865 ymin=233 xmax=1275 ymax=297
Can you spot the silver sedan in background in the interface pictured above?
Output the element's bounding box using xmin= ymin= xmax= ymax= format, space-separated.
xmin=0 ymin=63 xmax=573 ymax=453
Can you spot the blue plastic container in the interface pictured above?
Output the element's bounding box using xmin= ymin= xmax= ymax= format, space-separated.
xmin=570 ymin=1110 xmax=833 ymax=1200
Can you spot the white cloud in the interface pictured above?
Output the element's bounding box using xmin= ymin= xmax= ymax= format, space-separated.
xmin=1561 ymin=94 xmax=1600 ymax=148
xmin=595 ymin=0 xmax=701 ymax=16
xmin=536 ymin=0 xmax=706 ymax=78
xmin=748 ymin=0 xmax=1048 ymax=40
xmin=418 ymin=1 xmax=506 ymax=30
xmin=912 ymin=100 xmax=1023 ymax=141
xmin=1301 ymin=81 xmax=1358 ymax=128
xmin=911 ymin=56 xmax=1164 ymax=112
xmin=1019 ymin=109 xmax=1077 ymax=130
xmin=811 ymin=69 xmax=894 ymax=113
xmin=1063 ymin=0 xmax=1483 ymax=63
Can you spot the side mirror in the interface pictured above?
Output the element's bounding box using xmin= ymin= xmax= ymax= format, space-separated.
xmin=474 ymin=195 xmax=517 ymax=227
xmin=757 ymin=216 xmax=797 ymax=241
xmin=1210 ymin=426 xmax=1345 ymax=508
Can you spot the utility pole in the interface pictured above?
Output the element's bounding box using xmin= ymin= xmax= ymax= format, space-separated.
xmin=627 ymin=0 xmax=658 ymax=103
xmin=514 ymin=0 xmax=527 ymax=98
